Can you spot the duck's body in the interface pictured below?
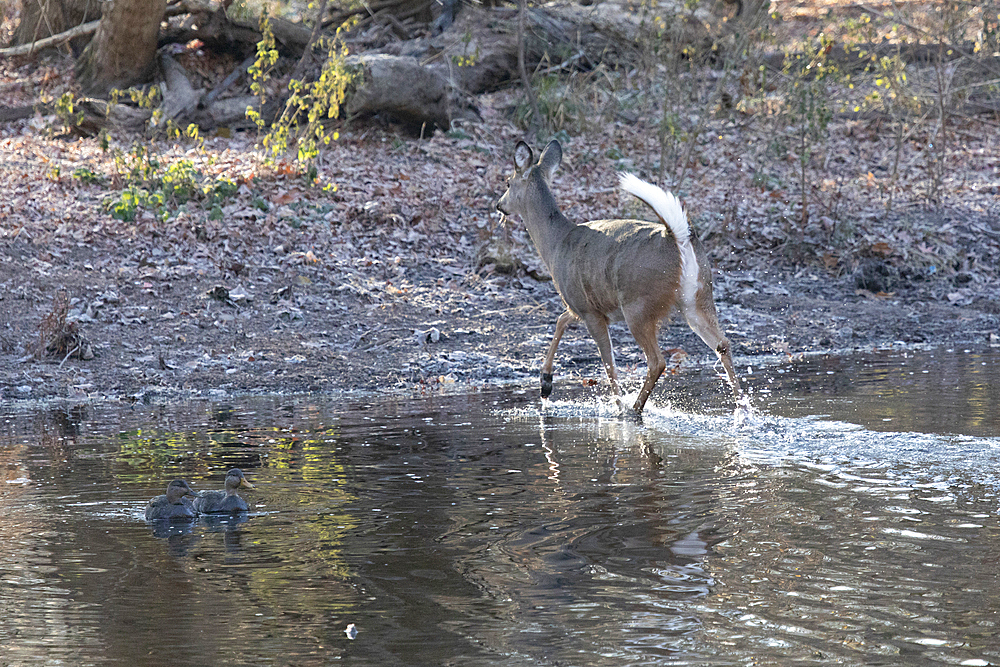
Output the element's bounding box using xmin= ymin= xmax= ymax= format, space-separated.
xmin=195 ymin=492 xmax=249 ymax=513
xmin=145 ymin=480 xmax=197 ymax=521
xmin=194 ymin=468 xmax=255 ymax=513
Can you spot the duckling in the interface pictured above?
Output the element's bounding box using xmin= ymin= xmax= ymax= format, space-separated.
xmin=145 ymin=479 xmax=197 ymax=521
xmin=193 ymin=468 xmax=255 ymax=513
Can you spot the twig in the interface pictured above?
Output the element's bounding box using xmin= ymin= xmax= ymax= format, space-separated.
xmin=201 ymin=53 xmax=256 ymax=108
xmin=323 ymin=0 xmax=420 ymax=29
xmin=674 ymin=2 xmax=768 ymax=192
xmin=31 ymin=0 xmax=58 ymax=54
xmin=0 ymin=19 xmax=99 ymax=57
xmin=59 ymin=345 xmax=80 ymax=368
xmin=378 ymin=11 xmax=412 ymax=40
xmin=533 ymin=51 xmax=584 ymax=77
xmin=289 ymin=0 xmax=330 ymax=84
xmin=854 ymin=3 xmax=931 ymax=39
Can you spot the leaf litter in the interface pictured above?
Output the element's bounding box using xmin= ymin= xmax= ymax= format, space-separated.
xmin=0 ymin=55 xmax=998 ymax=404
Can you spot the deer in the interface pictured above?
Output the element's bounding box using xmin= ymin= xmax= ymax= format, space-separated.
xmin=495 ymin=140 xmax=742 ymax=415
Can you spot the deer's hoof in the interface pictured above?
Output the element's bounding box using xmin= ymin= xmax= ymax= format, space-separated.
xmin=624 ymin=409 xmax=643 ymax=424
xmin=540 ymin=373 xmax=554 ymax=398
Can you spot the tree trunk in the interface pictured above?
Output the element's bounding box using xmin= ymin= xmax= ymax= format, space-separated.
xmin=11 ymin=0 xmax=96 ymax=49
xmin=75 ymin=0 xmax=167 ymax=97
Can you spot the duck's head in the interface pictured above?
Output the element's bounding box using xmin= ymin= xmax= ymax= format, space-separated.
xmin=225 ymin=468 xmax=255 ymax=492
xmin=165 ymin=479 xmax=196 ymax=504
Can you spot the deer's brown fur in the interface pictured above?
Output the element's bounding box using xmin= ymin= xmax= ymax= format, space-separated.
xmin=496 ymin=140 xmax=741 ymax=414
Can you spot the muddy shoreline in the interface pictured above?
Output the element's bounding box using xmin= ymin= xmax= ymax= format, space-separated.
xmin=2 ymin=235 xmax=997 ymax=408
xmin=2 ymin=124 xmax=998 ymax=409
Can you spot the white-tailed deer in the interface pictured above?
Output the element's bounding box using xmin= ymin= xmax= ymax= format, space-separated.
xmin=495 ymin=140 xmax=742 ymax=414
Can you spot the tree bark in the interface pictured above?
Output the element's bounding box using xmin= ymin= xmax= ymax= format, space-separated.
xmin=75 ymin=0 xmax=167 ymax=97
xmin=11 ymin=0 xmax=97 ymax=47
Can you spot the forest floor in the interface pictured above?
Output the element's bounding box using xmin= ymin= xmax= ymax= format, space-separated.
xmin=1 ymin=48 xmax=999 ymax=408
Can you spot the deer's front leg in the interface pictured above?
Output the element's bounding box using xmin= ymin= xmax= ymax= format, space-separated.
xmin=541 ymin=310 xmax=578 ymax=399
xmin=580 ymin=313 xmax=624 ymax=405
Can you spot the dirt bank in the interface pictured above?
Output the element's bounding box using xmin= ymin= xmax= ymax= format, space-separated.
xmin=2 ymin=100 xmax=998 ymax=407
xmin=2 ymin=213 xmax=997 ymax=407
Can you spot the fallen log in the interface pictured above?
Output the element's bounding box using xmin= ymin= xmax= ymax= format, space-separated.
xmin=345 ymin=54 xmax=451 ymax=132
xmin=161 ymin=53 xmax=202 ymax=121
xmin=74 ymin=99 xmax=152 ymax=136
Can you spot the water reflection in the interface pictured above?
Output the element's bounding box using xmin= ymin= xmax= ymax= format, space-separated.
xmin=757 ymin=346 xmax=1000 ymax=436
xmin=147 ymin=512 xmax=250 ymax=555
xmin=0 ymin=347 xmax=997 ymax=665
xmin=149 ymin=516 xmax=196 ymax=539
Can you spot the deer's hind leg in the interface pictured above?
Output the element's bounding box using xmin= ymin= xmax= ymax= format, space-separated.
xmin=623 ymin=306 xmax=667 ymax=415
xmin=541 ymin=310 xmax=578 ymax=398
xmin=684 ymin=301 xmax=742 ymax=401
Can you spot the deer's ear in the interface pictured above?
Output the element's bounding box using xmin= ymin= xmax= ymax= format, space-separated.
xmin=538 ymin=140 xmax=562 ymax=181
xmin=513 ymin=142 xmax=533 ymax=173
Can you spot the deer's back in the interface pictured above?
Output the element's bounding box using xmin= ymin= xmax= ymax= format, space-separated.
xmin=550 ymin=219 xmax=686 ymax=320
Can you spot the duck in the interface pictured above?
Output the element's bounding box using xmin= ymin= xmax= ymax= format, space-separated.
xmin=145 ymin=479 xmax=197 ymax=521
xmin=193 ymin=468 xmax=255 ymax=513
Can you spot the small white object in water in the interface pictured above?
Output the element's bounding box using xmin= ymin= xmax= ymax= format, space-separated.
xmin=345 ymin=623 xmax=357 ymax=640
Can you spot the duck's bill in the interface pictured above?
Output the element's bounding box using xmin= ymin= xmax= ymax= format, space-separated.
xmin=240 ymin=478 xmax=255 ymax=490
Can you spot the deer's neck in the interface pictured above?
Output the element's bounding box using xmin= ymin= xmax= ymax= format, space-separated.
xmin=522 ymin=188 xmax=575 ymax=271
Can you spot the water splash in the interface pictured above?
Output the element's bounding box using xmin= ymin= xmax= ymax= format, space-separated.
xmin=506 ymin=383 xmax=1000 ymax=494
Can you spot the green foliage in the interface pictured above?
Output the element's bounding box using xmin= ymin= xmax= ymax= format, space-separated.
xmin=102 ymin=149 xmax=241 ymax=223
xmin=72 ymin=167 xmax=104 ymax=185
xmin=109 ymin=86 xmax=165 ymax=134
xmin=247 ymin=10 xmax=280 ymax=133
xmin=161 ymin=160 xmax=200 ymax=203
xmin=780 ymin=35 xmax=838 ymax=153
xmin=450 ymin=30 xmax=480 ymax=67
xmin=842 ymin=14 xmax=918 ymax=117
xmin=113 ymin=144 xmax=161 ymax=186
xmin=166 ymin=123 xmax=205 ymax=149
xmin=770 ymin=34 xmax=843 ymax=225
xmin=54 ymin=92 xmax=84 ymax=129
xmin=247 ymin=14 xmax=357 ymax=171
xmin=105 ymin=186 xmax=165 ymax=222
xmin=97 ymin=81 xmax=242 ymax=226
xmin=208 ymin=177 xmax=240 ymax=205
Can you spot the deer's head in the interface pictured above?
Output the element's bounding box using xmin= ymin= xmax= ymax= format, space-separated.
xmin=496 ymin=140 xmax=563 ymax=219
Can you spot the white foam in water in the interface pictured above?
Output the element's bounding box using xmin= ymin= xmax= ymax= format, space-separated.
xmin=501 ymin=391 xmax=1000 ymax=495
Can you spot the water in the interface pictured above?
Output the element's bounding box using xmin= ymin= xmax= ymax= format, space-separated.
xmin=1 ymin=347 xmax=999 ymax=665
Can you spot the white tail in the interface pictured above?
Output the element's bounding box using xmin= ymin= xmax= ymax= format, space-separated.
xmin=618 ymin=172 xmax=700 ymax=311
xmin=496 ymin=140 xmax=741 ymax=414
